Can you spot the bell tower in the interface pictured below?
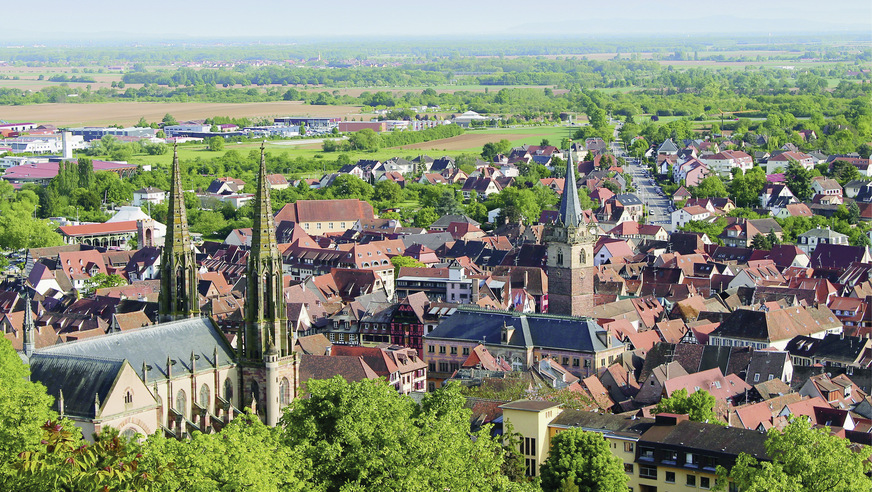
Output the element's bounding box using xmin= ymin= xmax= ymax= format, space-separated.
xmin=544 ymin=147 xmax=596 ymax=316
xmin=158 ymin=145 xmax=199 ymax=321
xmin=239 ymin=143 xmax=298 ymax=426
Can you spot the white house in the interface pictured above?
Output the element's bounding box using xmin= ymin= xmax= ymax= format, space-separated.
xmin=133 ymin=187 xmax=166 ymax=207
xmin=698 ymin=150 xmax=753 ymax=178
xmin=796 ymin=227 xmax=849 ymax=255
xmin=671 ymin=205 xmax=711 ymax=230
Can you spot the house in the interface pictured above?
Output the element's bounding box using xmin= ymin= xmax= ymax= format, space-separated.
xmin=718 ymin=218 xmax=783 ymax=248
xmin=796 ymin=227 xmax=849 ymax=255
xmin=330 ymin=345 xmax=427 ymax=394
xmin=424 ymin=307 xmax=624 ymax=389
xmin=810 ymin=244 xmax=872 ymax=271
xmin=698 ymin=150 xmax=753 ymax=177
xmin=799 ymin=373 xmax=867 ymax=409
xmin=775 ymin=203 xmax=813 ymax=219
xmin=132 ymin=187 xmax=165 ymax=207
xmin=709 ymin=304 xmax=842 ymax=350
xmin=671 ymin=206 xmax=711 ymax=230
xmin=274 ymin=199 xmax=375 ymax=235
xmin=205 ymin=177 xmax=245 ymax=195
xmin=607 ymin=222 xmax=668 ymax=242
xmin=658 ymin=138 xmax=679 ymax=155
xmin=673 ymin=186 xmax=691 ymax=202
xmin=266 ymin=174 xmax=289 ymax=190
xmin=811 ymin=176 xmax=842 ymax=197
xmin=418 ymin=173 xmax=449 ymax=185
xmin=760 ymin=184 xmax=796 ymax=210
xmin=461 ymin=176 xmax=501 ymax=200
xmin=594 ymin=238 xmax=635 ymax=266
xmin=765 ymin=151 xmax=815 ymax=173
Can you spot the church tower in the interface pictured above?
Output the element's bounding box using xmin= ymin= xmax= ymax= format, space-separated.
xmin=239 ymin=143 xmax=298 ymax=426
xmin=544 ymin=148 xmax=596 ymax=316
xmin=158 ymin=145 xmax=199 ymax=321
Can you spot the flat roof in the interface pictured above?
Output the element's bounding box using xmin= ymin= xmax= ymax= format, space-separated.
xmin=499 ymin=400 xmax=561 ymax=412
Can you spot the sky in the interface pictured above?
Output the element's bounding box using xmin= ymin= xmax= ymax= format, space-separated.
xmin=3 ymin=0 xmax=870 ymax=41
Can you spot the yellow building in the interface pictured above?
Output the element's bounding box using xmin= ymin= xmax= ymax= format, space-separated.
xmin=502 ymin=400 xmax=769 ymax=491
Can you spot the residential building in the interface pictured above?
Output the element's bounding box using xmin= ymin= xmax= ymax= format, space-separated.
xmin=796 ymin=227 xmax=849 ymax=255
xmin=274 ymin=199 xmax=375 ymax=234
xmin=133 ymin=187 xmax=166 ymax=207
xmin=672 ymin=206 xmax=711 ymax=230
xmin=698 ymin=150 xmax=753 ymax=177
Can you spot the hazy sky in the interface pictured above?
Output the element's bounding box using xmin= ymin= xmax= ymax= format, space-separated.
xmin=4 ymin=0 xmax=870 ymax=41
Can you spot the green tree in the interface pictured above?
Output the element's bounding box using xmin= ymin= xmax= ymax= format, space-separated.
xmin=414 ymin=207 xmax=439 ymax=228
xmin=162 ymin=113 xmax=178 ymax=126
xmin=135 ymin=116 xmax=149 ymax=128
xmin=141 ymin=412 xmax=310 ymax=492
xmin=82 ymin=273 xmax=128 ymax=295
xmin=390 ymin=255 xmax=425 ymax=276
xmin=654 ymin=389 xmax=723 ymax=424
xmin=328 ymin=174 xmax=373 ymax=200
xmin=785 ymin=161 xmax=813 ymax=201
xmin=280 ymin=378 xmax=520 ymax=491
xmin=539 ymin=428 xmax=628 ymax=492
xmin=481 ymin=139 xmax=512 ymax=161
xmin=751 ymin=233 xmax=772 ymax=250
xmin=718 ymin=417 xmax=872 ymax=492
xmin=0 ymin=338 xmax=56 ymax=483
xmin=347 ymin=128 xmax=380 ymax=151
xmin=693 ymin=176 xmax=728 ymax=199
xmin=830 ymin=159 xmax=861 ymax=184
xmin=373 ymin=179 xmax=402 ymax=205
xmin=492 ymin=187 xmax=542 ymax=224
xmin=434 ymin=189 xmax=464 ymax=215
xmin=208 ymin=136 xmax=225 ymax=151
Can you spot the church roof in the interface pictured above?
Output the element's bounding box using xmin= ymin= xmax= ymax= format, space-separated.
xmin=28 ymin=354 xmax=126 ymax=419
xmin=36 ymin=318 xmax=235 ymax=383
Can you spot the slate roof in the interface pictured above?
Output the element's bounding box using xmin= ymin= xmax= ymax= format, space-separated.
xmin=36 ymin=318 xmax=235 ymax=382
xmin=550 ymin=410 xmax=655 ymax=437
xmin=639 ymin=420 xmax=768 ymax=461
xmin=28 ymin=354 xmax=126 ymax=419
xmin=426 ymin=308 xmax=619 ymax=353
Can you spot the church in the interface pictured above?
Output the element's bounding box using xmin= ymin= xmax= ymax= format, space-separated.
xmin=25 ymin=144 xmax=299 ymax=439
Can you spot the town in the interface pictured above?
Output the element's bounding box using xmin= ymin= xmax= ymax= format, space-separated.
xmin=0 ymin=34 xmax=871 ymax=491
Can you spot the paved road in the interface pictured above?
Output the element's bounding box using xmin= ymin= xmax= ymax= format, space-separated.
xmin=610 ymin=122 xmax=675 ymax=230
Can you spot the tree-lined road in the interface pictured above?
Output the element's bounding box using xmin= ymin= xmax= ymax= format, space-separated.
xmin=611 ymin=122 xmax=674 ymax=230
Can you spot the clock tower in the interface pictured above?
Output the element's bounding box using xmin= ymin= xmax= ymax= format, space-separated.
xmin=545 ymin=149 xmax=596 ymax=316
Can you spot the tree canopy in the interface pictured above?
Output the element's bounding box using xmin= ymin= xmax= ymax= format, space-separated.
xmin=654 ymin=389 xmax=723 ymax=425
xmin=539 ymin=428 xmax=628 ymax=492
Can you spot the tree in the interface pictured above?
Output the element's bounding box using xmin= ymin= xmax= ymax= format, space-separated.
xmin=135 ymin=116 xmax=149 ymax=128
xmin=830 ymin=159 xmax=860 ymax=184
xmin=208 ymin=136 xmax=225 ymax=152
xmin=391 ymin=255 xmax=426 ymax=276
xmin=328 ymin=174 xmax=373 ymax=200
xmin=373 ymin=179 xmax=402 ymax=205
xmin=693 ymin=176 xmax=728 ymax=199
xmin=481 ymin=139 xmax=512 ymax=161
xmin=162 ymin=113 xmax=178 ymax=126
xmin=280 ymin=378 xmax=522 ymax=491
xmin=347 ymin=128 xmax=380 ymax=151
xmin=719 ymin=417 xmax=872 ymax=492
xmin=82 ymin=273 xmax=128 ymax=295
xmin=434 ymin=189 xmax=464 ymax=215
xmin=784 ymin=161 xmax=813 ymax=202
xmin=141 ymin=412 xmax=310 ymax=492
xmin=750 ymin=233 xmax=773 ymax=250
xmin=654 ymin=389 xmax=723 ymax=424
xmin=729 ymin=167 xmax=767 ymax=208
xmin=491 ymin=187 xmax=541 ymax=224
xmin=414 ymin=207 xmax=439 ymax=228
xmin=0 ymin=338 xmax=55 ymax=483
xmin=539 ymin=428 xmax=628 ymax=492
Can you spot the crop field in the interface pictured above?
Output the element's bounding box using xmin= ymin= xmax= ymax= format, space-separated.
xmin=0 ymin=101 xmax=365 ymax=126
xmin=397 ymin=126 xmax=574 ymax=152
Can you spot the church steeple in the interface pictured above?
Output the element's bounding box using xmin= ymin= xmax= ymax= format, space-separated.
xmin=23 ymin=291 xmax=35 ymax=357
xmin=558 ymin=149 xmax=584 ymax=228
xmin=158 ymin=144 xmax=199 ymax=321
xmin=241 ymin=143 xmax=288 ymax=361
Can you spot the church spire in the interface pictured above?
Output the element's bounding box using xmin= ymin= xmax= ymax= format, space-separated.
xmin=23 ymin=291 xmax=35 ymax=357
xmin=241 ymin=143 xmax=287 ymax=361
xmin=558 ymin=146 xmax=584 ymax=228
xmin=159 ymin=144 xmax=199 ymax=321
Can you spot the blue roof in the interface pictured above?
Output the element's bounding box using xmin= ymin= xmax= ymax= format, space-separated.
xmin=37 ymin=318 xmax=235 ymax=382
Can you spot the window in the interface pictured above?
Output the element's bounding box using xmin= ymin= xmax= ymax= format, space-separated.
xmin=175 ymin=389 xmax=186 ymax=418
xmin=664 ymin=451 xmax=678 ymax=463
xmin=686 ymin=453 xmax=696 ymax=466
xmin=624 ymin=442 xmax=634 ymax=453
xmin=522 ymin=437 xmax=537 ymax=456
xmin=280 ymin=377 xmax=291 ymax=406
xmin=584 ymin=359 xmax=591 ymax=368
xmin=439 ymin=362 xmax=449 ymax=372
xmin=462 ymin=347 xmax=470 ymax=355
xmin=624 ymin=463 xmax=634 ymax=474
xmin=700 ymin=476 xmax=711 ymax=489
xmin=563 ymin=357 xmax=570 ymax=365
xmin=665 ymin=471 xmax=675 ymax=483
xmin=600 ymin=358 xmax=605 ymax=367
xmin=639 ymin=465 xmax=657 ymax=479
xmin=525 ymin=458 xmax=537 ymax=477
xmin=124 ymin=390 xmax=133 ymax=406
xmin=572 ymin=358 xmax=579 ymax=367
xmin=639 ymin=448 xmax=654 ymax=460
xmin=753 ymin=373 xmax=760 ymax=382
xmin=428 ymin=345 xmax=434 ymax=353
xmin=450 ymin=346 xmax=457 ymax=355
xmin=428 ymin=362 xmax=435 ymax=372
xmin=223 ymin=378 xmax=234 ymax=402
xmin=439 ymin=346 xmax=446 ymax=354
xmin=199 ymin=384 xmax=210 ymax=409
xmin=687 ymin=474 xmax=697 ymax=487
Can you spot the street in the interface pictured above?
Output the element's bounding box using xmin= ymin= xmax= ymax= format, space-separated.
xmin=611 ymin=122 xmax=674 ymax=231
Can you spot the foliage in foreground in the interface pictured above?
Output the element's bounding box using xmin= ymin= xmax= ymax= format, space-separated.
xmin=539 ymin=428 xmax=628 ymax=492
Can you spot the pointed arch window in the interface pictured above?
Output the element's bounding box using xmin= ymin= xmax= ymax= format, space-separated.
xmin=199 ymin=384 xmax=210 ymax=410
xmin=280 ymin=377 xmax=291 ymax=406
xmin=223 ymin=378 xmax=234 ymax=403
xmin=556 ymin=249 xmax=564 ymax=266
xmin=175 ymin=389 xmax=186 ymax=418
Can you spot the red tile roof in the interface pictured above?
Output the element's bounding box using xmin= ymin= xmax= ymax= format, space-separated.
xmin=58 ymin=221 xmax=138 ymax=237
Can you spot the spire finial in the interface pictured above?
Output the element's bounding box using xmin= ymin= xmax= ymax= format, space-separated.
xmin=558 ymin=141 xmax=584 ymax=228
